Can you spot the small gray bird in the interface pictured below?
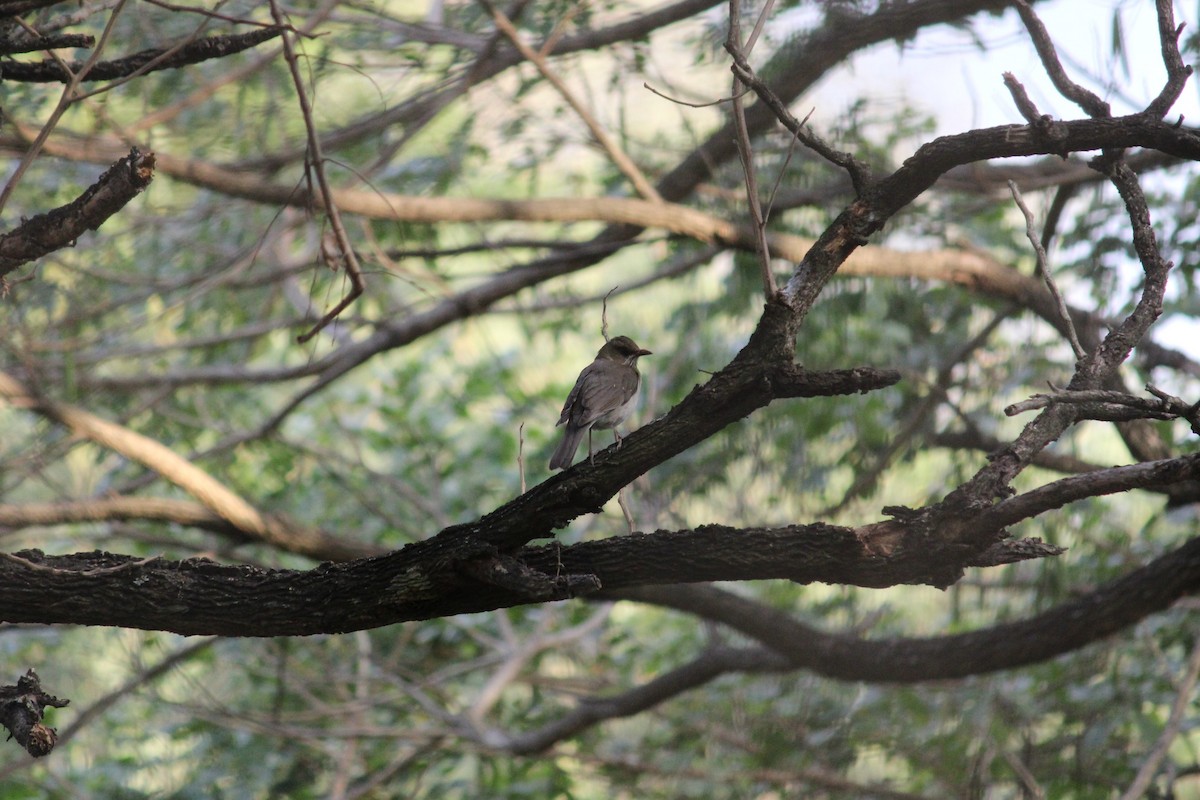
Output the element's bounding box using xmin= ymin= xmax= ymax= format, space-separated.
xmin=549 ymin=335 xmax=652 ymax=470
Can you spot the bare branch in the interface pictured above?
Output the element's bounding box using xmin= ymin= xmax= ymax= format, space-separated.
xmin=1005 ymin=386 xmax=1200 ymax=431
xmin=1119 ymin=638 xmax=1200 ymax=800
xmin=0 ymin=514 xmax=1054 ymax=635
xmin=267 ymin=0 xmax=365 ymax=342
xmin=498 ymin=646 xmax=790 ymax=754
xmin=619 ymin=532 xmax=1200 ymax=681
xmin=1013 ymin=0 xmax=1110 ymax=118
xmin=0 ymin=32 xmax=94 ymax=55
xmin=1007 ymin=179 xmax=1085 ymax=359
xmin=725 ymin=0 xmax=776 ymax=296
xmin=727 ymin=46 xmax=870 ymax=194
xmin=978 ymin=452 xmax=1200 ymax=531
xmin=0 ymin=496 xmax=379 ymax=561
xmin=1144 ymin=0 xmax=1193 ymax=119
xmin=480 ymin=0 xmax=663 ymax=203
xmin=0 ymin=372 xmax=376 ymax=559
xmin=0 ymin=148 xmax=154 ymax=278
xmin=0 ymin=26 xmax=283 ymax=83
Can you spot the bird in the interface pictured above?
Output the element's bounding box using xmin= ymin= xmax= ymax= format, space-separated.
xmin=549 ymin=335 xmax=652 ymax=470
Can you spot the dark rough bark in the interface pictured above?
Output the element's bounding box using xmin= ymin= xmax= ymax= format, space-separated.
xmin=0 ymin=523 xmax=1056 ymax=636
xmin=624 ymin=531 xmax=1200 ymax=681
xmin=0 ymin=149 xmax=155 ymax=278
xmin=0 ymin=28 xmax=282 ymax=83
xmin=0 ymin=33 xmax=94 ymax=56
xmin=0 ymin=670 xmax=68 ymax=758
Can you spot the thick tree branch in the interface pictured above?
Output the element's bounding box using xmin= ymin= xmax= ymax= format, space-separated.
xmin=619 ymin=530 xmax=1200 ymax=681
xmin=0 ymin=522 xmax=1052 ymax=636
xmin=0 ymin=0 xmax=64 ymax=15
xmin=495 ymin=521 xmax=1200 ymax=753
xmin=977 ymin=453 xmax=1200 ymax=530
xmin=0 ymin=27 xmax=283 ymax=83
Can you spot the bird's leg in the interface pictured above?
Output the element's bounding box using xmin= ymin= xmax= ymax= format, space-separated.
xmin=613 ymin=429 xmax=622 ymax=449
xmin=587 ymin=428 xmax=595 ymax=466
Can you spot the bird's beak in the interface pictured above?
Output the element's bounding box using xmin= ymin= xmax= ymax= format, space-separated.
xmin=637 ymin=349 xmax=652 ymax=356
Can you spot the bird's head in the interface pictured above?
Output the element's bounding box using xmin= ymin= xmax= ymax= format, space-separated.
xmin=598 ymin=335 xmax=652 ymax=365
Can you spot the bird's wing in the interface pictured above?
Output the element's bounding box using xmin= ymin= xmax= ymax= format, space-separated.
xmin=574 ymin=362 xmax=638 ymax=427
xmin=556 ymin=369 xmax=588 ymax=427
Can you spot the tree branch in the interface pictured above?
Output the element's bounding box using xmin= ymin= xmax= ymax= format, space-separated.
xmin=0 ymin=371 xmax=376 ymax=560
xmin=618 ymin=533 xmax=1200 ymax=681
xmin=0 ymin=27 xmax=283 ymax=83
xmin=0 ymin=670 xmax=68 ymax=758
xmin=0 ymin=519 xmax=1054 ymax=636
xmin=0 ymin=148 xmax=154 ymax=278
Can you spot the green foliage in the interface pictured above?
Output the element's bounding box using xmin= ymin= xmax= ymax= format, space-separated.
xmin=1 ymin=0 xmax=1199 ymax=797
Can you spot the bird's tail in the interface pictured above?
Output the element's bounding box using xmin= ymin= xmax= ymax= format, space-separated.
xmin=549 ymin=425 xmax=586 ymax=470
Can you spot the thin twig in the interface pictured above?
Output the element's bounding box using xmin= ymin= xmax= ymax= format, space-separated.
xmin=763 ymin=109 xmax=812 ymax=222
xmin=269 ymin=0 xmax=366 ymax=343
xmin=1002 ymin=72 xmax=1046 ymax=125
xmin=727 ymin=49 xmax=870 ymax=195
xmin=601 ymin=286 xmax=618 ymax=341
xmin=518 ymin=422 xmax=526 ymax=495
xmin=726 ymin=0 xmax=777 ymax=297
xmin=0 ymin=0 xmax=129 ymax=218
xmin=642 ymin=81 xmax=748 ymax=108
xmin=617 ymin=487 xmax=636 ymax=533
xmin=1119 ymin=638 xmax=1200 ymax=800
xmin=481 ymin=0 xmax=662 ymax=203
xmin=1008 ymin=180 xmax=1085 ymax=359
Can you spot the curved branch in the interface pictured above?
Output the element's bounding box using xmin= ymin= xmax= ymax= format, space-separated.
xmin=0 ymin=372 xmax=376 ymax=560
xmin=0 ymin=32 xmax=94 ymax=56
xmin=617 ymin=529 xmax=1200 ymax=681
xmin=497 ymin=646 xmax=790 ymax=755
xmin=17 ymin=118 xmax=1197 ymax=229
xmin=0 ymin=496 xmax=379 ymax=561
